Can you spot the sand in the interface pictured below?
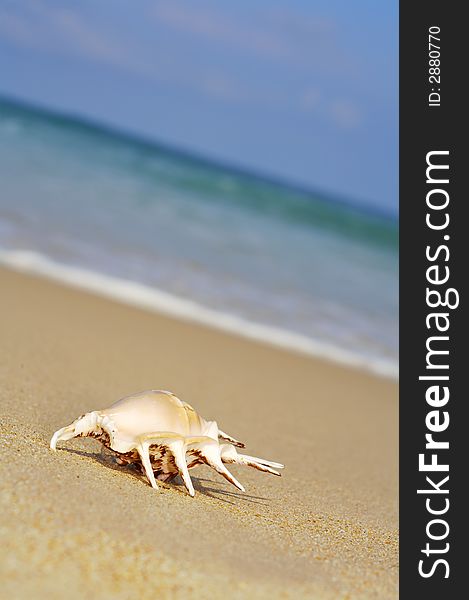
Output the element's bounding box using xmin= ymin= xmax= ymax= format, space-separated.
xmin=0 ymin=266 xmax=398 ymax=599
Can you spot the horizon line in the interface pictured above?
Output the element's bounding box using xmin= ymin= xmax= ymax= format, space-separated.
xmin=0 ymin=92 xmax=397 ymax=222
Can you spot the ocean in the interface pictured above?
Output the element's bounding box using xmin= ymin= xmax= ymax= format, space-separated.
xmin=0 ymin=98 xmax=398 ymax=378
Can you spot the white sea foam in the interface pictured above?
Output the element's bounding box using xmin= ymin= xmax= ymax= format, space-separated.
xmin=0 ymin=248 xmax=398 ymax=379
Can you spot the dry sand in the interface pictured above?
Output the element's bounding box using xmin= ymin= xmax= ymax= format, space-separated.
xmin=0 ymin=266 xmax=398 ymax=599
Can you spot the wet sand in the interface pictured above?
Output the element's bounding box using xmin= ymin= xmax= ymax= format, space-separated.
xmin=0 ymin=266 xmax=398 ymax=599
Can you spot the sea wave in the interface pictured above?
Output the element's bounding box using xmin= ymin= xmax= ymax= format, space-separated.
xmin=0 ymin=97 xmax=397 ymax=247
xmin=0 ymin=248 xmax=398 ymax=379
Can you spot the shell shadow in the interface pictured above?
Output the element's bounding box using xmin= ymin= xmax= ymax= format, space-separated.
xmin=60 ymin=446 xmax=270 ymax=506
xmin=61 ymin=446 xmax=147 ymax=484
xmin=175 ymin=476 xmax=269 ymax=506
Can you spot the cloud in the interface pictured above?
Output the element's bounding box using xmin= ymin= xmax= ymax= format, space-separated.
xmin=49 ymin=8 xmax=126 ymax=67
xmin=0 ymin=0 xmax=145 ymax=75
xmin=151 ymin=1 xmax=345 ymax=73
xmin=0 ymin=1 xmax=249 ymax=102
xmin=152 ymin=2 xmax=292 ymax=62
xmin=0 ymin=0 xmax=364 ymax=126
xmin=298 ymin=87 xmax=362 ymax=130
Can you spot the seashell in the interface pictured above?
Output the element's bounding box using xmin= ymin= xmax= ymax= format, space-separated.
xmin=50 ymin=390 xmax=284 ymax=496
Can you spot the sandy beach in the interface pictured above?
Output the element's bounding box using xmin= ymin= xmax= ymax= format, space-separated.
xmin=0 ymin=266 xmax=398 ymax=599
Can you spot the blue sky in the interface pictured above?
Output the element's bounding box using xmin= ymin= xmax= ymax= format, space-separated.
xmin=0 ymin=0 xmax=398 ymax=213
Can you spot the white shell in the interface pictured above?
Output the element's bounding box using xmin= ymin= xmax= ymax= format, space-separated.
xmin=50 ymin=390 xmax=284 ymax=497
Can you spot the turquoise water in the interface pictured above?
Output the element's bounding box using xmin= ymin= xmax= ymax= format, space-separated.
xmin=0 ymin=98 xmax=398 ymax=376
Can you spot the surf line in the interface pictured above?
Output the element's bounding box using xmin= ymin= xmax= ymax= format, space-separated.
xmin=416 ymin=150 xmax=459 ymax=580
